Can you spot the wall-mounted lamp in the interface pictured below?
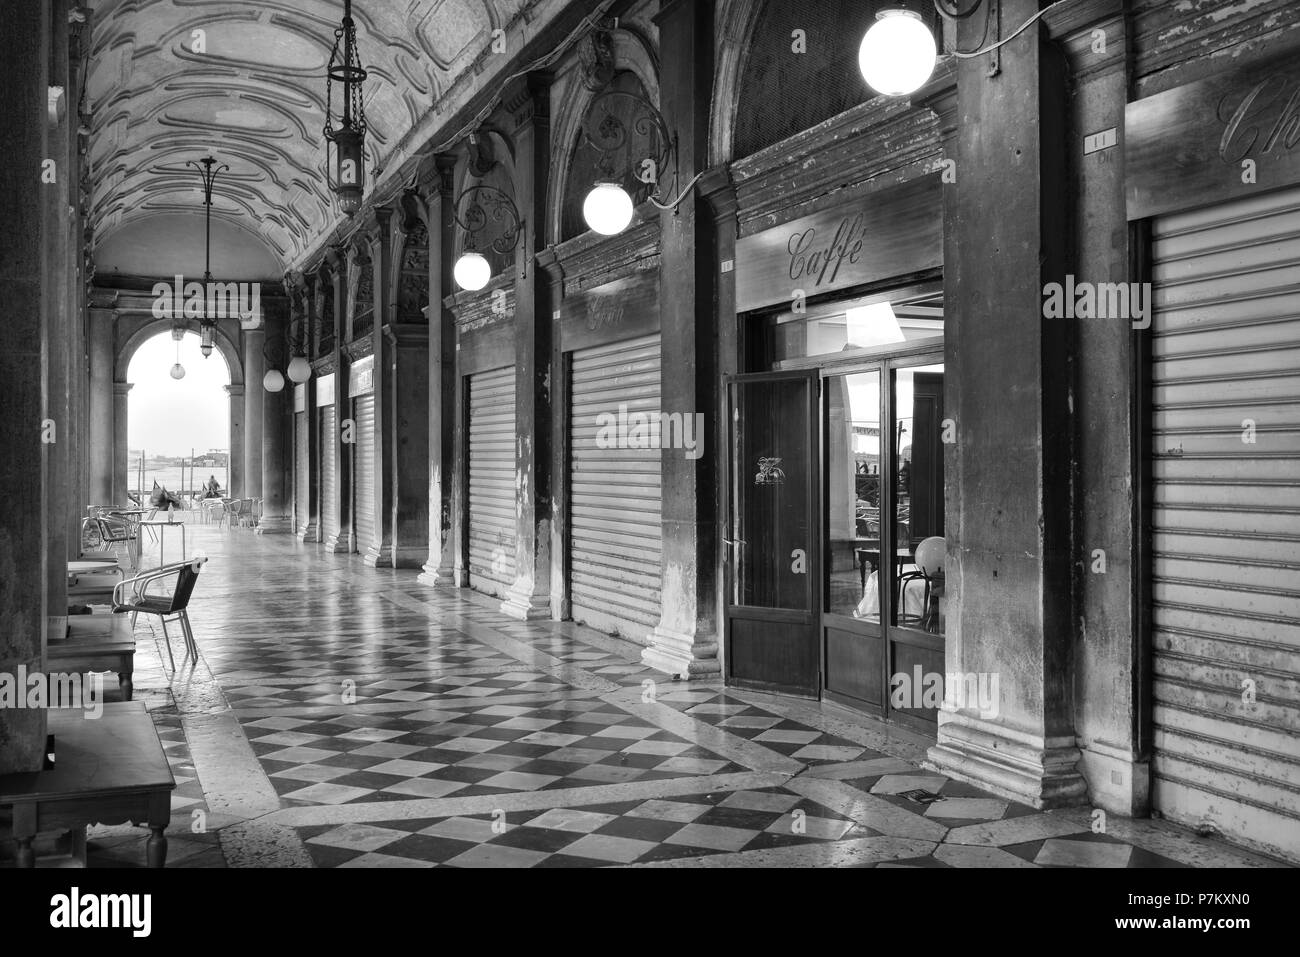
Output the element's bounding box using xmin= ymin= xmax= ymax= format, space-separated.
xmin=860 ymin=9 xmax=938 ymax=96
xmin=579 ymin=85 xmax=702 ymax=237
xmin=861 ymin=0 xmax=1069 ymax=97
xmin=263 ymin=316 xmax=311 ymax=392
xmin=452 ymin=184 xmax=521 ymax=292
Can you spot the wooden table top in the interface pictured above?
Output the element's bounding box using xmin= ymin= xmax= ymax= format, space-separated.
xmin=68 ymin=560 xmax=120 ymax=574
xmin=47 ymin=629 xmax=136 ymax=655
xmin=0 ymin=702 xmax=174 ymax=803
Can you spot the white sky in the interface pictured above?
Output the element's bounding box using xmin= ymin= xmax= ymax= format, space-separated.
xmin=126 ymin=331 xmax=231 ymax=457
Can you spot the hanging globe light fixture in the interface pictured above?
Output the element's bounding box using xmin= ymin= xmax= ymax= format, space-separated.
xmin=170 ymin=320 xmax=187 ymax=379
xmin=859 ymin=9 xmax=937 ymax=97
xmin=453 ymin=251 xmax=491 ymax=291
xmin=583 ymin=182 xmax=635 ymax=236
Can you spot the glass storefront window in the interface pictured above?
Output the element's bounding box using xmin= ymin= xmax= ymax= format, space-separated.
xmin=772 ymin=290 xmax=943 ymax=364
xmin=891 ymin=364 xmax=946 ymax=635
xmin=824 ymin=371 xmax=882 ymax=619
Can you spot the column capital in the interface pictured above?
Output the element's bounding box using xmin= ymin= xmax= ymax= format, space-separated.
xmin=113 ymin=381 xmax=133 ymax=395
xmin=223 ymin=383 xmax=245 ymax=397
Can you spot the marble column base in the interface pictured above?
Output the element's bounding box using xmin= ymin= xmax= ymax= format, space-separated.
xmin=296 ymin=522 xmax=318 ymax=543
xmin=500 ymin=587 xmax=551 ymax=621
xmin=925 ymin=711 xmax=1088 ymax=810
xmin=641 ymin=625 xmax=721 ymax=680
xmin=416 ymin=557 xmax=455 ymax=587
xmin=255 ymin=516 xmax=294 ymax=535
xmin=363 ymin=544 xmax=394 ymax=568
xmin=322 ymin=532 xmax=350 ymax=554
xmin=1078 ymin=739 xmax=1151 ymax=817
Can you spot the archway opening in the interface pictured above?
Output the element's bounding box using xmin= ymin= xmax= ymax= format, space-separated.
xmin=125 ymin=329 xmax=233 ymax=503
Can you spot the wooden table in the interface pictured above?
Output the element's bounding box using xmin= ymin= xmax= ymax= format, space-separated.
xmin=68 ymin=560 xmax=120 ymax=575
xmin=0 ymin=701 xmax=174 ymax=867
xmin=48 ymin=623 xmax=136 ymax=701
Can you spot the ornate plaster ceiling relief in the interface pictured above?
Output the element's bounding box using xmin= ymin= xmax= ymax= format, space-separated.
xmin=86 ymin=0 xmax=572 ymax=278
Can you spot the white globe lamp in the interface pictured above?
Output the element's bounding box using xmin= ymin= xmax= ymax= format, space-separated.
xmin=859 ymin=9 xmax=937 ymax=98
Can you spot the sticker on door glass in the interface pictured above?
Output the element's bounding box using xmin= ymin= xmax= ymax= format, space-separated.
xmin=755 ymin=457 xmax=785 ymax=486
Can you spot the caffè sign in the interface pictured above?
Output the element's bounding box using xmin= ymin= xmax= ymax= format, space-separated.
xmin=735 ymin=174 xmax=942 ymax=313
xmin=1125 ymin=48 xmax=1300 ymax=221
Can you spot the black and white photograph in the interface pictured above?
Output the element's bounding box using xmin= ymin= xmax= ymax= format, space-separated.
xmin=0 ymin=0 xmax=1296 ymax=931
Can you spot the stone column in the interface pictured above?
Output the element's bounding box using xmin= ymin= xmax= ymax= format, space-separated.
xmin=419 ymin=155 xmax=458 ymax=585
xmin=298 ymin=279 xmax=319 ymax=542
xmin=700 ymin=167 xmax=738 ymax=658
xmin=243 ymin=328 xmax=265 ymax=500
xmin=44 ymin=0 xmax=72 ymax=634
xmin=643 ymin=0 xmax=721 ymax=677
xmin=87 ymin=308 xmax=114 ymax=504
xmin=386 ymin=323 xmax=429 ymax=566
xmin=323 ymin=250 xmax=350 ymax=552
xmin=363 ymin=208 xmax=395 ymax=566
xmin=0 ymin=0 xmax=50 ymax=775
xmin=225 ymin=384 xmax=244 ymax=497
xmin=112 ymin=381 xmax=132 ymax=503
xmin=924 ymin=0 xmax=1086 ymax=809
xmin=500 ymin=73 xmax=554 ymax=621
xmin=258 ymin=307 xmax=293 ymax=535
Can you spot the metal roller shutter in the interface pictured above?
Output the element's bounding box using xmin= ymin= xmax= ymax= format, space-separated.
xmin=295 ymin=411 xmax=309 ymax=532
xmin=353 ymin=394 xmax=376 ymax=555
xmin=569 ymin=334 xmax=663 ymax=639
xmin=1151 ymin=184 xmax=1300 ymax=863
xmin=469 ymin=367 xmax=516 ymax=597
xmin=320 ymin=405 xmax=338 ymax=544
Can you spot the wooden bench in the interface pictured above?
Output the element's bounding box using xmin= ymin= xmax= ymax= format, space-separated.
xmin=0 ymin=701 xmax=175 ymax=867
xmin=48 ymin=619 xmax=136 ymax=701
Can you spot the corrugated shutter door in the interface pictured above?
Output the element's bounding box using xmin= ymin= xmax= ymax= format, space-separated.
xmin=469 ymin=367 xmax=516 ymax=596
xmin=353 ymin=394 xmax=376 ymax=554
xmin=569 ymin=334 xmax=663 ymax=639
xmin=295 ymin=411 xmax=309 ymax=530
xmin=321 ymin=405 xmax=338 ymax=543
xmin=1151 ymin=184 xmax=1300 ymax=863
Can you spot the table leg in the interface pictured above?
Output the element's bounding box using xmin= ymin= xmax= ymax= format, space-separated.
xmin=147 ymin=791 xmax=171 ymax=867
xmin=14 ymin=836 xmax=35 ymax=868
xmin=121 ymin=665 xmax=134 ymax=702
xmin=146 ymin=827 xmax=168 ymax=867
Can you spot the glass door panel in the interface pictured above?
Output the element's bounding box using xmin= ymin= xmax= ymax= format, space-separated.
xmin=822 ymin=369 xmax=886 ymax=711
xmin=726 ymin=372 xmax=819 ymax=696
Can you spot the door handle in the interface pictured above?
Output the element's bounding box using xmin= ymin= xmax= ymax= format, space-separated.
xmin=722 ymin=538 xmax=746 ymax=546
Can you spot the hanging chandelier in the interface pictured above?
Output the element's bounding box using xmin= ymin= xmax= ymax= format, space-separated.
xmin=323 ymin=0 xmax=369 ymax=217
xmin=186 ymin=154 xmax=228 ymax=358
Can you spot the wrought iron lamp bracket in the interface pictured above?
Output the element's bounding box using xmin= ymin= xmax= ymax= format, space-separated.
xmin=453 ymin=184 xmax=524 ymax=269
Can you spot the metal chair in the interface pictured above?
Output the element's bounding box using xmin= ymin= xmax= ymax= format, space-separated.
xmin=896 ymin=536 xmax=945 ymax=632
xmin=113 ymin=558 xmax=207 ymax=670
xmin=93 ymin=515 xmax=139 ymax=570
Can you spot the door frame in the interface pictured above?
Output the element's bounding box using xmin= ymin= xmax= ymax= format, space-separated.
xmin=722 ymin=369 xmax=822 ymax=697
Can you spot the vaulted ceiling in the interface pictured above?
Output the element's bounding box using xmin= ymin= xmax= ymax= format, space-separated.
xmin=88 ymin=0 xmax=550 ymax=281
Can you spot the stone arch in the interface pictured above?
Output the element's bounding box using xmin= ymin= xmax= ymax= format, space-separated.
xmin=546 ymin=28 xmax=660 ymax=247
xmin=115 ymin=318 xmax=244 ymax=386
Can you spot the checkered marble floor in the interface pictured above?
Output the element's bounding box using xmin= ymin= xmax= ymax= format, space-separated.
xmin=35 ymin=526 xmax=1285 ymax=870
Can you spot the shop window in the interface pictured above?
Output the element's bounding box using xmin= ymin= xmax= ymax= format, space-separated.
xmin=770 ymin=290 xmax=944 ymax=365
